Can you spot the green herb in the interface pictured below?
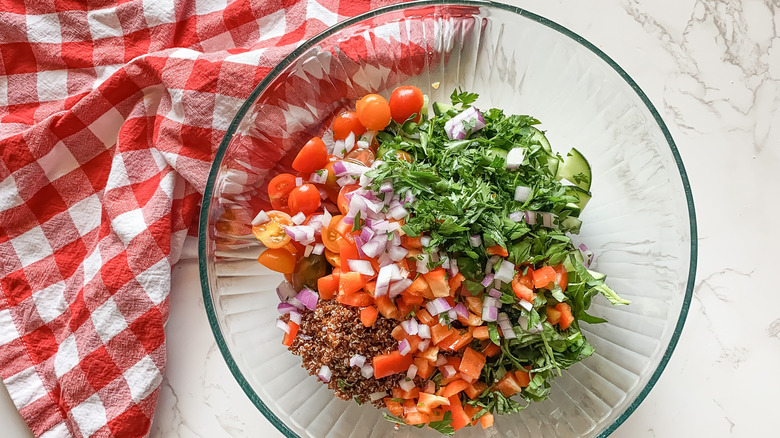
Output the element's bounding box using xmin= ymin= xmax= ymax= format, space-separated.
xmin=337 ymin=379 xmax=353 ymax=392
xmin=427 ymin=412 xmax=455 ymax=435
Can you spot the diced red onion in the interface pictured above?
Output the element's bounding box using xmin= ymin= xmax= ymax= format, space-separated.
xmin=333 ymin=159 xmax=368 ymax=177
xmin=542 ymin=212 xmax=556 ymax=228
xmin=310 ymin=170 xmax=328 ymax=185
xmin=356 ymin=139 xmax=370 ymax=149
xmin=506 ymin=148 xmax=525 ymax=169
xmin=448 ymin=260 xmax=460 ymax=277
xmin=399 ymin=378 xmax=415 ymax=392
xmin=443 ymin=107 xmax=485 ymax=140
xmin=469 ymin=235 xmax=482 ymax=247
xmin=337 ymin=175 xmax=356 ymax=186
xmin=333 ymin=140 xmax=345 ymax=158
xmin=288 ymin=297 xmax=305 ymax=310
xmin=289 ymin=311 xmax=301 ymax=325
xmin=495 ymin=279 xmax=503 ymax=289
xmin=417 ymin=339 xmax=430 ymax=352
xmin=417 ymin=324 xmax=431 ymax=339
xmin=514 ymin=185 xmax=531 ymax=202
xmin=347 ymin=259 xmax=374 ymax=276
xmin=303 ymin=245 xmax=313 ymax=257
xmin=295 ymin=176 xmax=303 ymax=186
xmin=251 ymin=210 xmax=270 ymax=226
xmin=485 ymin=255 xmax=500 ymax=274
xmin=482 ymin=305 xmax=498 ymax=322
xmin=525 ymin=210 xmax=537 ymax=225
xmin=379 ymin=180 xmax=394 ymax=193
xmin=407 ymin=364 xmax=418 ymax=379
xmin=398 ymin=338 xmax=411 ymax=356
xmin=403 ymin=191 xmax=416 ymax=205
xmin=377 ymin=253 xmax=394 ymax=269
xmin=342 ymin=215 xmax=354 ymax=226
xmin=509 ymin=211 xmax=525 ymax=223
xmin=401 ymin=318 xmax=419 ymax=336
xmin=388 ymin=278 xmax=413 ymax=298
xmin=494 ymin=259 xmax=516 ymax=283
xmin=350 ymin=354 xmax=366 ymax=368
xmin=518 ymin=298 xmax=533 ymax=311
xmin=388 ymin=245 xmax=408 ymax=262
xmin=481 ymin=273 xmax=495 ymax=287
xmin=416 ymin=256 xmax=429 ymax=274
xmin=447 ymin=309 xmax=457 ymax=321
xmin=318 ymin=365 xmax=332 ymax=382
xmin=360 ymin=364 xmax=374 ymax=378
xmin=388 ymin=204 xmax=408 ymax=220
xmin=276 ymin=282 xmax=296 ymax=301
xmin=426 ymin=298 xmax=452 ymax=316
xmin=369 ymin=391 xmax=387 ymax=402
xmin=360 ymin=227 xmax=375 ymax=242
xmin=285 ymin=225 xmax=315 ymax=244
xmin=497 ymin=312 xmax=516 ymax=339
xmin=353 ymin=237 xmax=366 ymax=258
xmin=488 ymin=288 xmax=502 ymax=299
xmin=295 ymin=288 xmax=318 ymax=311
xmin=435 ymin=355 xmax=447 ymax=366
xmin=483 ymin=296 xmax=501 ymax=309
xmin=373 ymin=220 xmax=399 ymax=232
xmin=579 ymin=243 xmax=594 ymax=267
xmin=344 ymin=132 xmax=356 ymax=153
xmin=423 ymin=381 xmax=436 ymax=393
xmin=375 ymin=265 xmax=393 ymax=296
xmin=277 ymin=302 xmax=297 ymax=314
xmin=453 ymin=303 xmax=469 ymax=319
xmin=361 ymin=240 xmax=382 ymax=258
xmin=441 ymin=365 xmax=457 ymax=379
xmin=276 ymin=319 xmax=290 ymax=333
xmin=420 ymin=235 xmax=432 ymax=247
xmin=312 ymin=243 xmax=325 ymax=255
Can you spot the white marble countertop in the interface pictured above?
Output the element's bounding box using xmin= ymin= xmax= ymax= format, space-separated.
xmin=3 ymin=0 xmax=779 ymax=436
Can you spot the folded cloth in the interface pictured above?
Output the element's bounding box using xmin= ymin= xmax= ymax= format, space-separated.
xmin=0 ymin=1 xmax=402 ymax=436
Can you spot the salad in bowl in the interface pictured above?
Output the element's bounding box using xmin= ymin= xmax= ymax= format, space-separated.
xmin=252 ymin=85 xmax=629 ymax=434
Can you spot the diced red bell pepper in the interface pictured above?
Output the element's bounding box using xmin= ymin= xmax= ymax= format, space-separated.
xmin=360 ymin=306 xmax=378 ymax=327
xmin=533 ymin=265 xmax=557 ymax=289
xmin=282 ymin=321 xmax=299 ymax=347
xmin=317 ymin=273 xmax=339 ymax=300
xmin=336 ymin=291 xmax=373 ymax=307
xmin=495 ymin=372 xmax=523 ymax=397
xmin=339 ymin=271 xmax=366 ymax=295
xmin=555 ymin=302 xmax=574 ymax=329
xmin=416 ymin=392 xmax=450 ymax=415
xmin=458 ymin=347 xmax=486 ymax=380
xmin=441 ymin=379 xmax=469 ymax=398
xmin=374 ymin=351 xmax=414 ymax=378
xmin=447 ymin=395 xmax=471 ymax=431
xmin=423 ymin=267 xmax=449 ymax=298
xmin=485 ymin=245 xmax=508 ymax=257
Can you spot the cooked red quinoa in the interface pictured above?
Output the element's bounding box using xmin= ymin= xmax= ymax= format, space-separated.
xmin=284 ymin=300 xmax=405 ymax=406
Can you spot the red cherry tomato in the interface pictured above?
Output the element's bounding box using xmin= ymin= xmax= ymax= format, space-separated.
xmin=389 ymin=85 xmax=424 ymax=124
xmin=292 ymin=137 xmax=329 ymax=174
xmin=345 ymin=148 xmax=375 ymax=166
xmin=288 ymin=183 xmax=321 ymax=215
xmin=267 ymin=173 xmax=297 ymax=210
xmin=356 ymin=94 xmax=391 ymax=131
xmin=332 ymin=111 xmax=367 ymax=140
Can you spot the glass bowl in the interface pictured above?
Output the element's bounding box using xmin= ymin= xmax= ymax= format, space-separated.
xmin=198 ymin=1 xmax=697 ymax=437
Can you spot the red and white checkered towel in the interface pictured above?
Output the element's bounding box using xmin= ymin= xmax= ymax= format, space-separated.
xmin=0 ymin=1 xmax=402 ymax=436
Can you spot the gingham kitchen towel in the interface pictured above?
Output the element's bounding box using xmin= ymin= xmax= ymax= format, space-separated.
xmin=0 ymin=1 xmax=405 ymax=436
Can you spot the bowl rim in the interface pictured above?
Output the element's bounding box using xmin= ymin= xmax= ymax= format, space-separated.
xmin=198 ymin=1 xmax=698 ymax=436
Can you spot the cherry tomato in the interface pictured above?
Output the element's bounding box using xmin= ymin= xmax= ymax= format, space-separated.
xmin=257 ymin=248 xmax=296 ymax=274
xmin=292 ymin=137 xmax=329 ymax=174
xmin=389 ymin=85 xmax=424 ymax=124
xmin=288 ymin=183 xmax=321 ymax=215
xmin=323 ymin=161 xmax=340 ymax=189
xmin=345 ymin=148 xmax=375 ymax=166
xmin=324 ymin=248 xmax=341 ymax=268
xmin=356 ymin=94 xmax=391 ymax=131
xmin=332 ymin=111 xmax=367 ymax=140
xmin=267 ymin=173 xmax=297 ymax=210
xmin=252 ymin=211 xmax=293 ymax=248
xmin=321 ymin=215 xmax=344 ymax=253
xmin=337 ymin=184 xmax=360 ymax=215
xmin=395 ymin=150 xmax=413 ymax=163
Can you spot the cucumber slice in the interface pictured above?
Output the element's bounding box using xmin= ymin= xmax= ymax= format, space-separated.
xmin=563 ymin=250 xmax=584 ymax=272
xmin=560 ymin=216 xmax=582 ymax=234
xmin=564 ymin=185 xmax=592 ymax=212
xmin=485 ymin=148 xmax=508 ymax=164
xmin=528 ymin=127 xmax=559 ymax=176
xmin=432 ymin=101 xmax=455 ymax=116
xmin=557 ymin=147 xmax=592 ymax=191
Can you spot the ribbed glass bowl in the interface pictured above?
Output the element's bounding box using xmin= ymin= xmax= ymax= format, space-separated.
xmin=198 ymin=1 xmax=697 ymax=437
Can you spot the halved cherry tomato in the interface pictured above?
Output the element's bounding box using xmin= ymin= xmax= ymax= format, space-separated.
xmin=356 ymin=94 xmax=391 ymax=130
xmin=323 ymin=161 xmax=340 ymax=189
xmin=345 ymin=148 xmax=375 ymax=166
xmin=288 ymin=183 xmax=321 ymax=215
xmin=252 ymin=211 xmax=292 ymax=248
xmin=395 ymin=150 xmax=413 ymax=163
xmin=267 ymin=173 xmax=297 ymax=210
xmin=389 ymin=85 xmax=424 ymax=123
xmin=321 ymin=215 xmax=344 ymax=253
xmin=324 ymin=248 xmax=341 ymax=268
xmin=332 ymin=110 xmax=366 ymax=140
xmin=257 ymin=248 xmax=296 ymax=274
xmin=292 ymin=137 xmax=329 ymax=173
xmin=337 ymin=184 xmax=359 ymax=215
